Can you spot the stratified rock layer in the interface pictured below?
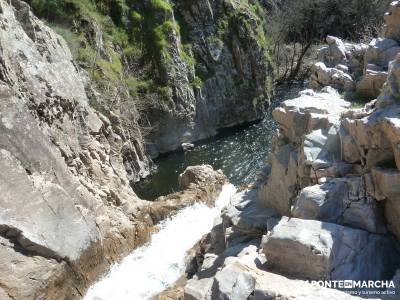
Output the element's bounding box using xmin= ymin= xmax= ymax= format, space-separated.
xmin=0 ymin=1 xmax=227 ymax=299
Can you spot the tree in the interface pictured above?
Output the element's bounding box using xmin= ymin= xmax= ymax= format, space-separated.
xmin=267 ymin=0 xmax=391 ymax=83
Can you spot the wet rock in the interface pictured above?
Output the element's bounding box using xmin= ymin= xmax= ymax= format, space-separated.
xmin=262 ymin=217 xmax=399 ymax=281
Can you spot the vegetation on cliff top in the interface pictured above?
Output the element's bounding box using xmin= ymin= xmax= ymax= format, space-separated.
xmin=26 ymin=0 xmax=188 ymax=114
xmin=26 ymin=0 xmax=275 ymax=128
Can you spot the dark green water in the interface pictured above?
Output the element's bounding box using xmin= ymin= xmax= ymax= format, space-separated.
xmin=133 ymin=84 xmax=302 ymax=200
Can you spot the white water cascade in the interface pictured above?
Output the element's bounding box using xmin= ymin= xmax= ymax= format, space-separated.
xmin=84 ymin=184 xmax=237 ymax=300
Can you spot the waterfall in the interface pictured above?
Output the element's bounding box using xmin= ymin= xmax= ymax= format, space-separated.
xmin=84 ymin=184 xmax=237 ymax=300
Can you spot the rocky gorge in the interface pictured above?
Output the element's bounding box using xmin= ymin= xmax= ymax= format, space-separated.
xmin=1 ymin=0 xmax=400 ymax=300
xmin=0 ymin=0 xmax=229 ymax=298
xmin=180 ymin=2 xmax=400 ymax=300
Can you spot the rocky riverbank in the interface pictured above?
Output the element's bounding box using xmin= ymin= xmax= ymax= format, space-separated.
xmin=0 ymin=0 xmax=228 ymax=298
xmin=181 ymin=2 xmax=400 ymax=299
xmin=2 ymin=0 xmax=400 ymax=299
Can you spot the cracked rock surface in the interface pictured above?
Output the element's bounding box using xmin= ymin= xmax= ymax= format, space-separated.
xmin=182 ymin=4 xmax=400 ymax=299
xmin=0 ymin=1 xmax=227 ymax=298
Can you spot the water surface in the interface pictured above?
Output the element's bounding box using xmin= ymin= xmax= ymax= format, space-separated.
xmin=84 ymin=184 xmax=236 ymax=300
xmin=134 ymin=84 xmax=303 ymax=200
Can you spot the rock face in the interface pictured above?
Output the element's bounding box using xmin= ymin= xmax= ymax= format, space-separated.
xmin=292 ymin=177 xmax=386 ymax=233
xmin=262 ymin=217 xmax=398 ymax=281
xmin=258 ymin=88 xmax=351 ymax=216
xmin=357 ymin=38 xmax=400 ymax=99
xmin=184 ymin=243 xmax=362 ymax=300
xmin=384 ymin=1 xmax=400 ymax=42
xmin=145 ymin=0 xmax=274 ymax=156
xmin=183 ymin=4 xmax=400 ymax=298
xmin=0 ymin=1 xmax=227 ymax=299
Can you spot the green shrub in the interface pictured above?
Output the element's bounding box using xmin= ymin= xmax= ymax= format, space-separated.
xmin=192 ymin=76 xmax=203 ymax=88
xmin=149 ymin=0 xmax=173 ymax=13
xmin=153 ymin=21 xmax=178 ymax=56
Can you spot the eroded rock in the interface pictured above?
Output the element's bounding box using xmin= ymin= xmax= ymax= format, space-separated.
xmin=262 ymin=217 xmax=398 ymax=281
xmin=292 ymin=177 xmax=386 ymax=233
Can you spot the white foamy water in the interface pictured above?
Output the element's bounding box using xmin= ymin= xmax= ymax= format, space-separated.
xmin=84 ymin=184 xmax=236 ymax=300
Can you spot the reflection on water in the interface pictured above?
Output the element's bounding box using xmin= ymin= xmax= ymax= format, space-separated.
xmin=134 ymin=84 xmax=303 ymax=200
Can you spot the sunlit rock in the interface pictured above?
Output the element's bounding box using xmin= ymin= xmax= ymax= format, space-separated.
xmin=262 ymin=217 xmax=399 ymax=281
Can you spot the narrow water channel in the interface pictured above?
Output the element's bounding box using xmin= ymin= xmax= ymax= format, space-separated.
xmin=84 ymin=184 xmax=237 ymax=300
xmin=85 ymin=83 xmax=303 ymax=300
xmin=133 ymin=83 xmax=303 ymax=200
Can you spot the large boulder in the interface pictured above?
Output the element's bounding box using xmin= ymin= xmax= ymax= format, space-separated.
xmin=272 ymin=88 xmax=350 ymax=144
xmin=185 ymin=256 xmax=362 ymax=300
xmin=318 ymin=36 xmax=348 ymax=67
xmin=355 ymin=38 xmax=400 ymax=100
xmin=384 ymin=1 xmax=400 ymax=42
xmin=341 ymin=105 xmax=400 ymax=170
xmin=356 ymin=68 xmax=388 ymax=100
xmin=298 ymin=126 xmax=342 ymax=180
xmin=259 ymin=89 xmax=351 ymax=216
xmin=378 ymin=53 xmax=400 ymax=108
xmin=185 ymin=278 xmax=214 ymax=300
xmin=262 ymin=217 xmax=399 ymax=281
xmin=364 ymin=38 xmax=400 ymax=69
xmin=258 ymin=143 xmax=298 ymax=216
xmin=222 ymin=189 xmax=279 ymax=244
xmin=310 ymin=62 xmax=355 ymax=92
xmin=292 ymin=177 xmax=386 ymax=234
xmin=178 ymin=165 xmax=225 ymax=190
xmin=253 ymin=268 xmax=361 ymax=300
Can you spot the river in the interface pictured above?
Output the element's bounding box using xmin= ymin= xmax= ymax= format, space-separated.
xmin=133 ymin=83 xmax=302 ymax=200
xmin=84 ymin=184 xmax=237 ymax=300
xmin=84 ymin=83 xmax=303 ymax=299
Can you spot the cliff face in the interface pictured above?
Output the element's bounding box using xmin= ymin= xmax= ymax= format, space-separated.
xmin=145 ymin=0 xmax=274 ymax=156
xmin=0 ymin=1 xmax=227 ymax=298
xmin=0 ymin=1 xmax=152 ymax=297
xmin=24 ymin=0 xmax=274 ymax=162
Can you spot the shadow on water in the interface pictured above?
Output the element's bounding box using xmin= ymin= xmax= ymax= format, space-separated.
xmin=133 ymin=83 xmax=304 ymax=200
